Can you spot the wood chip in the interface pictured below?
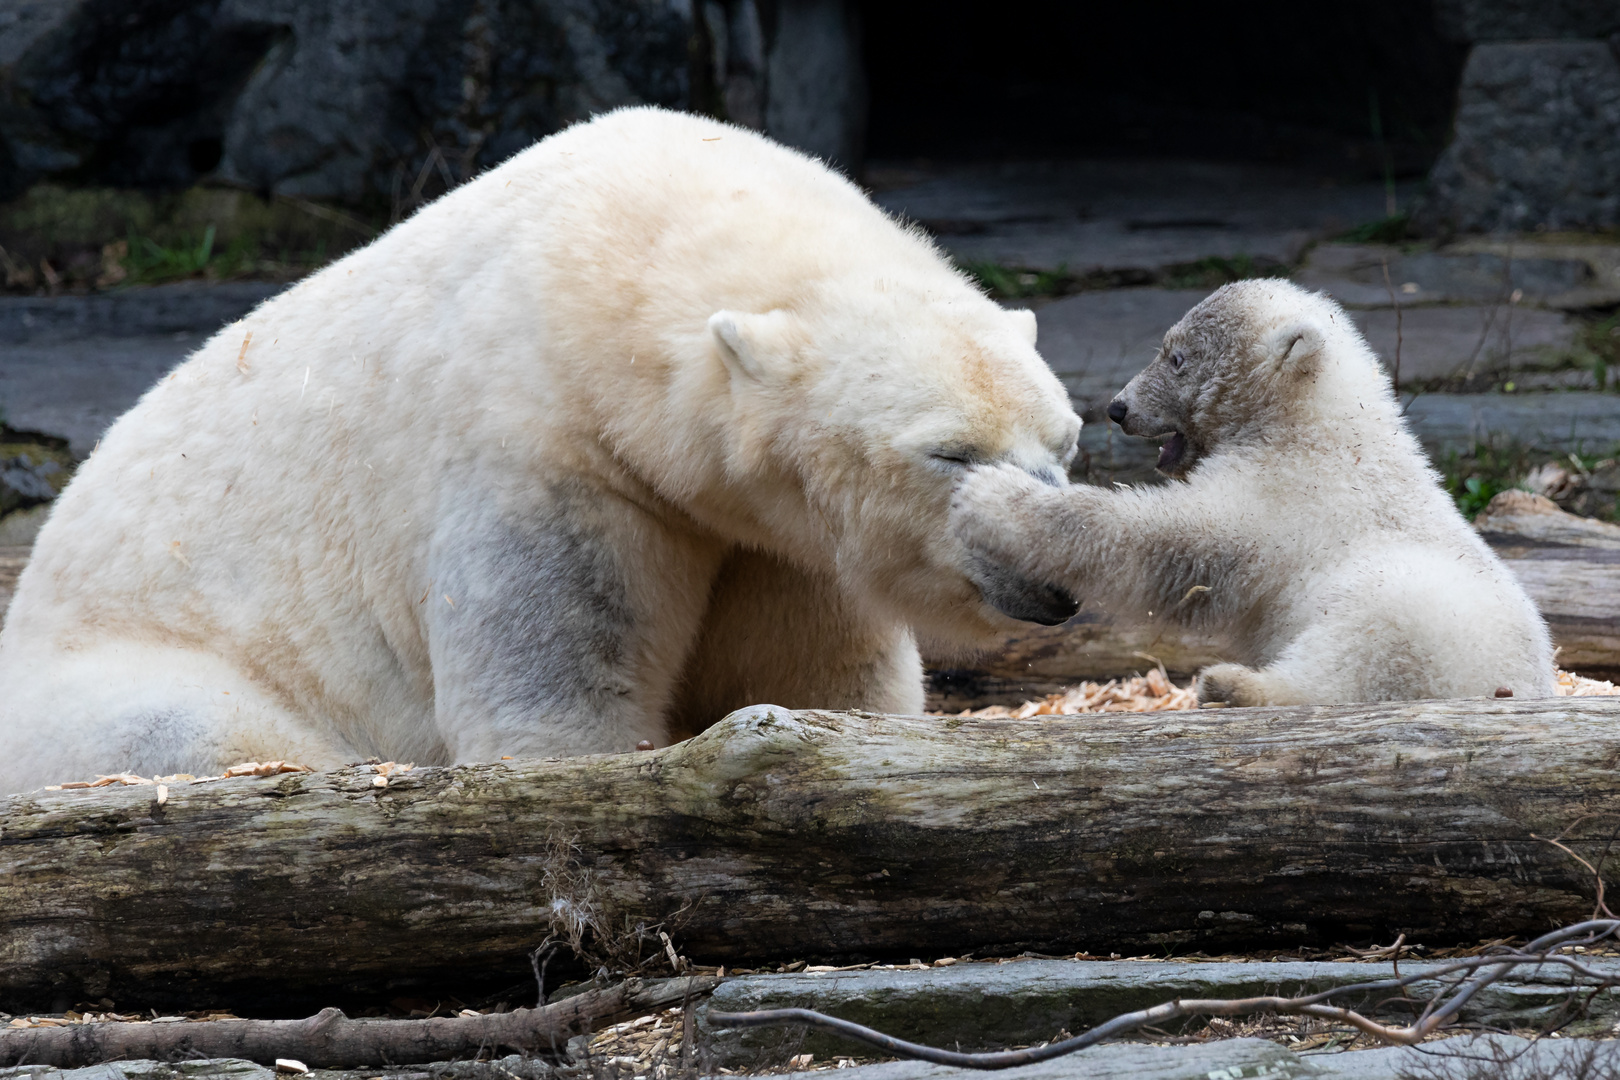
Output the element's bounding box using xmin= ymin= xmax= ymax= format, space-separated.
xmin=939 ymin=668 xmax=1616 ymax=720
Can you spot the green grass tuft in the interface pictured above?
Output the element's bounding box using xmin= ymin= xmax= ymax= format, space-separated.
xmin=1568 ymin=310 xmax=1620 ymax=393
xmin=1336 ymin=214 xmax=1410 ymax=244
xmin=961 ymin=261 xmax=1073 ymax=300
xmin=119 ymin=226 xmax=258 ymax=285
xmin=1159 ymin=254 xmax=1275 ymax=290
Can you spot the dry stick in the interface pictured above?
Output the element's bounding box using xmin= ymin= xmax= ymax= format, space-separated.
xmin=0 ymin=976 xmax=718 ymax=1070
xmin=530 ymin=938 xmax=561 ymax=1009
xmin=1381 ymin=257 xmax=1404 ymax=397
xmin=707 ymin=922 xmax=1620 ymax=1071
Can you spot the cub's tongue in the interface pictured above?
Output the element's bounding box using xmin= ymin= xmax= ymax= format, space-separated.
xmin=1157 ymin=432 xmax=1186 ymax=470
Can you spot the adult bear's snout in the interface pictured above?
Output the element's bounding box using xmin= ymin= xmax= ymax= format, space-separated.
xmin=1107 ymin=399 xmax=1128 ymax=425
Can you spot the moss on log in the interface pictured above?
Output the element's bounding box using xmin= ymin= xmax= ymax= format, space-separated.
xmin=4 ymin=699 xmax=1620 ymax=1013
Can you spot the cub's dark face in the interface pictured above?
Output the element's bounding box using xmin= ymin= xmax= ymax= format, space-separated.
xmin=1107 ymin=280 xmax=1338 ymax=478
xmin=1105 ymin=334 xmax=1221 ymax=479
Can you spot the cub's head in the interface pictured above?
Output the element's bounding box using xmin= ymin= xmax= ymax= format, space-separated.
xmin=1106 ymin=279 xmax=1377 ymax=478
xmin=709 ymin=286 xmax=1081 ymax=641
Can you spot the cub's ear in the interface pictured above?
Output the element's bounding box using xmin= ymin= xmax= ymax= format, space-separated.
xmin=1266 ymin=322 xmax=1326 ymax=368
xmin=709 ymin=309 xmax=804 ymax=381
xmin=1008 ymin=307 xmax=1038 ymax=347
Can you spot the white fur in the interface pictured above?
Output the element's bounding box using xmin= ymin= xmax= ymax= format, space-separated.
xmin=951 ymin=279 xmax=1556 ymax=706
xmin=0 ymin=107 xmax=1079 ymax=794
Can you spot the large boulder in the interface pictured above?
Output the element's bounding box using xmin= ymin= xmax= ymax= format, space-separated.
xmin=1417 ymin=40 xmax=1620 ymax=233
xmin=0 ymin=0 xmax=865 ymax=204
xmin=0 ymin=426 xmax=73 ymax=519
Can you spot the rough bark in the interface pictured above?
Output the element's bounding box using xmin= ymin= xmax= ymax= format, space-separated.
xmin=0 ymin=977 xmax=716 ymax=1069
xmin=4 ymin=699 xmax=1620 ymax=1013
xmin=923 ymin=497 xmax=1620 ymax=708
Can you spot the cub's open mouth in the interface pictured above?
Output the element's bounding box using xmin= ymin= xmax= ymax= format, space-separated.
xmin=1157 ymin=432 xmax=1187 ymax=471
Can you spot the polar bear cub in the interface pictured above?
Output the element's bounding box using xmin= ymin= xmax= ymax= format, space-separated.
xmin=951 ymin=279 xmax=1556 ymax=705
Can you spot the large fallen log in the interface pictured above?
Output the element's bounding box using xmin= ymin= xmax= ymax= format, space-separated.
xmin=4 ymin=698 xmax=1620 ymax=1013
xmin=923 ymin=494 xmax=1620 ymax=707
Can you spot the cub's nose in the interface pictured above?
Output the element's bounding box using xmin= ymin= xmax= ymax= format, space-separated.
xmin=1106 ymin=399 xmax=1128 ymax=425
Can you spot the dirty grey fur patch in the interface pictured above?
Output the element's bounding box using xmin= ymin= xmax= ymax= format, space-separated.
xmin=430 ymin=482 xmax=637 ymax=723
xmin=113 ymin=708 xmax=209 ymax=777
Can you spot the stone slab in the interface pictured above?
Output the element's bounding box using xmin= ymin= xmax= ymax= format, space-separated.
xmin=0 ymin=335 xmax=198 ymax=455
xmin=945 ymin=221 xmax=1316 ymax=279
xmin=1406 ymin=392 xmax=1620 ymax=456
xmin=777 ymin=1034 xmax=1620 ymax=1080
xmin=782 ymin=1038 xmax=1323 ymax=1080
xmin=0 ymin=283 xmax=283 ymax=343
xmin=872 ymin=160 xmax=1421 ymax=275
xmin=1348 ymin=306 xmax=1577 ymax=382
xmin=4 ymin=1036 xmax=1616 ymax=1080
xmin=698 ymin=959 xmax=1620 ymax=1067
xmin=1298 ymin=242 xmax=1620 ymax=311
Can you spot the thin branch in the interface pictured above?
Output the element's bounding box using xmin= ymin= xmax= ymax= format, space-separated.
xmin=531 ymin=938 xmax=560 ymax=1008
xmin=707 ymin=922 xmax=1620 ymax=1071
xmin=1381 ymin=257 xmax=1403 ymax=396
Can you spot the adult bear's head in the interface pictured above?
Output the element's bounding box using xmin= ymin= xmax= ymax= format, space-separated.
xmin=706 ymin=284 xmax=1082 ymax=643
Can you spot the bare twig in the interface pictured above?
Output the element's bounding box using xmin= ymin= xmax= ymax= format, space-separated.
xmin=707 ymin=922 xmax=1620 ymax=1071
xmin=1535 ymin=829 xmax=1618 ymax=921
xmin=1381 ymin=257 xmax=1404 ymax=396
xmin=531 ymin=938 xmax=561 ymax=1008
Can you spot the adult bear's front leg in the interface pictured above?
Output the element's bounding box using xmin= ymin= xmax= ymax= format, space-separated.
xmin=666 ymin=549 xmax=924 ymax=739
xmin=426 ymin=479 xmax=722 ymax=761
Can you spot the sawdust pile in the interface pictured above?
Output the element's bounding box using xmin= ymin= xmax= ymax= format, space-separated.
xmin=941 ymin=667 xmax=1196 ymax=718
xmin=1557 ymin=669 xmax=1620 ymax=695
xmin=942 ymin=667 xmax=1619 ymax=719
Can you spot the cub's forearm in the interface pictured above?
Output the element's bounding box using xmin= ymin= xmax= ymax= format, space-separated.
xmin=951 ymin=466 xmax=1247 ymax=625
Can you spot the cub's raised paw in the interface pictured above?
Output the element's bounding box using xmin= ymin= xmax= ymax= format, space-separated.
xmin=948 ymin=463 xmax=1052 ymax=552
xmin=1195 ymin=663 xmax=1262 ymax=707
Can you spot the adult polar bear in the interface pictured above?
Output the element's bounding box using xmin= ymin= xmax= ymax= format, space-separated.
xmin=0 ymin=108 xmax=1080 ymax=792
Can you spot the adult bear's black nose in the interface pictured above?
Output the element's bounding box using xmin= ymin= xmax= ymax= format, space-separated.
xmin=1106 ymin=399 xmax=1128 ymax=425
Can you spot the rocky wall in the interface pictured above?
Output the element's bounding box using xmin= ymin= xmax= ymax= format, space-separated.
xmin=1418 ymin=3 xmax=1620 ymax=233
xmin=0 ymin=0 xmax=864 ymax=206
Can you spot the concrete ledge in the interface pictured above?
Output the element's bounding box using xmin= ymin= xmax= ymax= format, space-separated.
xmin=0 ymin=283 xmax=285 ymax=344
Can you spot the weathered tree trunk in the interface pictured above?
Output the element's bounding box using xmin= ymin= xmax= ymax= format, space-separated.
xmin=5 ymin=699 xmax=1620 ymax=1013
xmin=923 ymin=495 xmax=1620 ymax=708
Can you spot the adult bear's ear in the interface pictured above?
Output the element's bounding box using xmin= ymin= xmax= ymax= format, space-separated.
xmin=1266 ymin=322 xmax=1325 ymax=368
xmin=1008 ymin=307 xmax=1038 ymax=347
xmin=709 ymin=310 xmax=802 ymax=381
